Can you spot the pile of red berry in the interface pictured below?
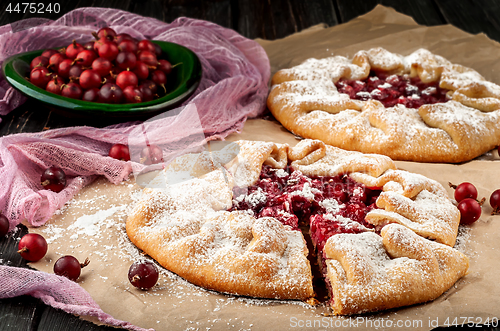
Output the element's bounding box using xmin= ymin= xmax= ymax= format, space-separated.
xmin=27 ymin=27 xmax=175 ymax=104
xmin=450 ymin=181 xmax=500 ymax=224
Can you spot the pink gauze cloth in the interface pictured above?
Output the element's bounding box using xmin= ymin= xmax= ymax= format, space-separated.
xmin=0 ymin=7 xmax=270 ymax=331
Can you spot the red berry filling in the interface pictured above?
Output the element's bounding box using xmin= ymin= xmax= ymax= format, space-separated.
xmin=230 ymin=165 xmax=382 ymax=255
xmin=335 ymin=71 xmax=449 ymax=108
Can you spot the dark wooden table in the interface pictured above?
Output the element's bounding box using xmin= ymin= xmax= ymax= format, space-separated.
xmin=1 ymin=1 xmax=499 ymax=330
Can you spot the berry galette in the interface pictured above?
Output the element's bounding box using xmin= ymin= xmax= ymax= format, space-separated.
xmin=126 ymin=139 xmax=469 ymax=315
xmin=267 ymin=48 xmax=500 ymax=163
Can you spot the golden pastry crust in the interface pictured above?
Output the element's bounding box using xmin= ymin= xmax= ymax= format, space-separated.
xmin=267 ymin=48 xmax=500 ymax=163
xmin=325 ymin=223 xmax=469 ymax=315
xmin=126 ymin=165 xmax=315 ymax=300
xmin=126 ymin=139 xmax=467 ymax=313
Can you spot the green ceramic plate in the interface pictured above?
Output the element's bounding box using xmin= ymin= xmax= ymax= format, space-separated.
xmin=2 ymin=40 xmax=202 ymax=118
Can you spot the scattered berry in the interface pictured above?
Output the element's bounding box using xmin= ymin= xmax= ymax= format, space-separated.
xmin=41 ymin=166 xmax=67 ymax=193
xmin=490 ymin=189 xmax=500 ymax=215
xmin=449 ymin=182 xmax=478 ymax=202
xmin=54 ymin=255 xmax=90 ymax=281
xmin=140 ymin=144 xmax=164 ymax=165
xmin=458 ymin=198 xmax=482 ymax=225
xmin=0 ymin=213 xmax=9 ymax=237
xmin=18 ymin=233 xmax=48 ymax=262
xmin=108 ymin=143 xmax=131 ymax=161
xmin=128 ymin=261 xmax=159 ymax=290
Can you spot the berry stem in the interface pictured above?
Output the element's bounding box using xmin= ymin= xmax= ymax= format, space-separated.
xmin=80 ymin=257 xmax=90 ymax=268
xmin=448 ymin=182 xmax=457 ymax=190
xmin=17 ymin=247 xmax=28 ymax=254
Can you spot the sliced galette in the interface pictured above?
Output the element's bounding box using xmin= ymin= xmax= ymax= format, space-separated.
xmin=126 ymin=139 xmax=469 ymax=315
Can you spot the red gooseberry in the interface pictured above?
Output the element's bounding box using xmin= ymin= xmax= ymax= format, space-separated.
xmin=98 ymin=42 xmax=119 ymax=61
xmin=82 ymin=88 xmax=100 ymax=102
xmin=150 ymin=70 xmax=167 ymax=93
xmin=137 ymin=40 xmax=156 ymax=53
xmin=79 ymin=69 xmax=102 ymax=90
xmin=30 ymin=67 xmax=52 ymax=89
xmin=128 ymin=260 xmax=159 ymax=290
xmin=116 ymin=71 xmax=138 ymax=90
xmin=118 ymin=40 xmax=138 ymax=53
xmin=132 ymin=61 xmax=149 ymax=80
xmin=98 ymin=83 xmax=123 ymax=104
xmin=453 ymin=182 xmax=478 ymax=202
xmin=139 ymin=84 xmax=155 ymax=101
xmin=490 ymin=189 xmax=500 ymax=215
xmin=157 ymin=59 xmax=172 ymax=75
xmin=83 ymin=41 xmax=95 ymax=50
xmin=41 ymin=49 xmax=59 ymax=59
xmin=66 ymin=40 xmax=84 ymax=59
xmin=116 ymin=51 xmax=137 ymax=70
xmin=57 ymin=59 xmax=73 ymax=79
xmin=115 ymin=33 xmax=134 ymax=44
xmin=46 ymin=76 xmax=65 ymax=95
xmin=123 ymin=85 xmax=143 ymax=103
xmin=0 ymin=213 xmax=9 ymax=237
xmin=96 ymin=27 xmax=117 ymax=41
xmin=91 ymin=57 xmax=112 ymax=77
xmin=54 ymin=255 xmax=90 ymax=281
xmin=30 ymin=56 xmax=49 ymax=70
xmin=18 ymin=233 xmax=48 ymax=262
xmin=48 ymin=53 xmax=67 ymax=72
xmin=68 ymin=65 xmax=84 ymax=80
xmin=74 ymin=50 xmax=98 ymax=67
xmin=140 ymin=144 xmax=164 ymax=165
xmin=108 ymin=143 xmax=131 ymax=161
xmin=41 ymin=166 xmax=67 ymax=192
xmin=61 ymin=82 xmax=83 ymax=99
xmin=458 ymin=198 xmax=482 ymax=225
xmin=137 ymin=50 xmax=157 ymax=67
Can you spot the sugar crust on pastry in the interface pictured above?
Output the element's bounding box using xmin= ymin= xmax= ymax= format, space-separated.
xmin=267 ymin=48 xmax=500 ymax=163
xmin=126 ymin=139 xmax=469 ymax=315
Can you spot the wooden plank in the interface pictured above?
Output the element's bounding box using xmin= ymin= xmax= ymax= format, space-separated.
xmin=1 ymin=224 xmax=30 ymax=268
xmin=336 ymin=0 xmax=445 ymax=26
xmin=37 ymin=306 xmax=118 ymax=331
xmin=236 ymin=0 xmax=338 ymax=40
xmin=0 ymin=226 xmax=45 ymax=331
xmin=0 ymin=296 xmax=43 ymax=331
xmin=161 ymin=0 xmax=233 ymax=29
xmin=434 ymin=0 xmax=500 ymax=42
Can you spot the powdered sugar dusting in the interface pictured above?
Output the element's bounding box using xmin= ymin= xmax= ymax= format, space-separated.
xmin=269 ymin=47 xmax=500 ymax=162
